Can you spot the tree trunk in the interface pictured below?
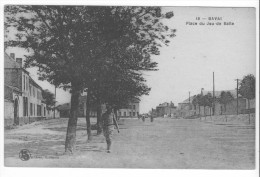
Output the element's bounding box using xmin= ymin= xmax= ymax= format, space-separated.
xmin=210 ymin=107 xmax=212 ymax=120
xmin=86 ymin=92 xmax=92 ymax=141
xmin=114 ymin=108 xmax=118 ymax=120
xmin=248 ymin=99 xmax=250 ymax=124
xmin=65 ymin=86 xmax=81 ymax=154
xmin=96 ymin=102 xmax=102 ymax=135
xmin=204 ymin=106 xmax=206 ymax=119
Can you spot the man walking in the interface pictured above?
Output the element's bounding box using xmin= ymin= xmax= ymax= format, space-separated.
xmin=150 ymin=114 xmax=154 ymax=122
xmin=102 ymin=105 xmax=119 ymax=153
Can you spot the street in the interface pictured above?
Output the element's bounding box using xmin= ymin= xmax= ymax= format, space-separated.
xmin=4 ymin=117 xmax=255 ymax=169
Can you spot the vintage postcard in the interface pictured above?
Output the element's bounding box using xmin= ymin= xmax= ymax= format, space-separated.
xmin=1 ymin=1 xmax=259 ymax=177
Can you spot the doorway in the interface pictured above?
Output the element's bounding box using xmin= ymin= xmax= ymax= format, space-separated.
xmin=14 ymin=99 xmax=19 ymax=125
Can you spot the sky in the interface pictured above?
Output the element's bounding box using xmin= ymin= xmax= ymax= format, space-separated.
xmin=4 ymin=7 xmax=256 ymax=114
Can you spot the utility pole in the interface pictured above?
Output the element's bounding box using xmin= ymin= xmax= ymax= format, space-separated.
xmin=189 ymin=91 xmax=191 ymax=112
xmin=235 ymin=79 xmax=239 ymax=115
xmin=54 ymin=85 xmax=56 ymax=119
xmin=213 ymin=72 xmax=215 ymax=115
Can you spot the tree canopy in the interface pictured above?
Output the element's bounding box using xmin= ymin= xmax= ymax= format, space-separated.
xmin=42 ymin=89 xmax=56 ymax=110
xmin=5 ymin=5 xmax=176 ymax=153
xmin=239 ymin=74 xmax=255 ymax=100
xmin=218 ymin=91 xmax=234 ymax=112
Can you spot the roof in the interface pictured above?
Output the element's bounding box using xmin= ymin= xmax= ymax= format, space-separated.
xmin=179 ymin=89 xmax=240 ymax=104
xmin=4 ymin=53 xmax=29 ymax=74
xmin=5 ymin=52 xmax=44 ymax=91
xmin=4 ymin=53 xmax=21 ymax=69
xmin=202 ymin=90 xmax=238 ymax=98
xmin=29 ymin=76 xmax=43 ymax=90
xmin=156 ymin=102 xmax=175 ymax=108
xmin=179 ymin=96 xmax=196 ymax=104
xmin=57 ymin=103 xmax=71 ymax=111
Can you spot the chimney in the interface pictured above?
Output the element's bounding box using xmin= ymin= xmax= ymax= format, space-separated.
xmin=16 ymin=58 xmax=23 ymax=67
xmin=10 ymin=53 xmax=15 ymax=60
xmin=201 ymin=88 xmax=204 ymax=95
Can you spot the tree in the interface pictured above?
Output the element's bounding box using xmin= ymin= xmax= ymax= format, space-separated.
xmin=42 ymin=89 xmax=55 ymax=110
xmin=218 ymin=91 xmax=234 ymax=116
xmin=5 ymin=6 xmax=175 ymax=153
xmin=203 ymin=93 xmax=213 ymax=118
xmin=196 ymin=94 xmax=204 ymax=116
xmin=79 ymin=6 xmax=175 ymax=139
xmin=239 ymin=74 xmax=255 ymax=122
xmin=192 ymin=95 xmax=198 ymax=115
xmin=87 ymin=56 xmax=152 ymax=136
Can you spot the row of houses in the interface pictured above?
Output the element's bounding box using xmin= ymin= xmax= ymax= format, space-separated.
xmin=177 ymin=89 xmax=255 ymax=118
xmin=150 ymin=102 xmax=178 ymax=118
xmin=57 ymin=95 xmax=140 ymax=118
xmin=4 ymin=53 xmax=60 ymax=127
xmin=149 ymin=89 xmax=255 ymax=119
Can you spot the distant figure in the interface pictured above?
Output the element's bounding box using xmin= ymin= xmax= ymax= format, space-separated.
xmin=142 ymin=115 xmax=145 ymax=122
xmin=101 ymin=105 xmax=119 ymax=153
xmin=150 ymin=115 xmax=154 ymax=122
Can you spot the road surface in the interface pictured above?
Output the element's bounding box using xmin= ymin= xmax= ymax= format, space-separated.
xmin=4 ymin=117 xmax=255 ymax=169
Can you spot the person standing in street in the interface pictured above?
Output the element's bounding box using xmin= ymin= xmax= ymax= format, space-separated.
xmin=142 ymin=115 xmax=145 ymax=122
xmin=150 ymin=114 xmax=154 ymax=122
xmin=101 ymin=104 xmax=119 ymax=153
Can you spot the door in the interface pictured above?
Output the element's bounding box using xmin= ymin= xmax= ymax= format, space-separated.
xmin=14 ymin=99 xmax=19 ymax=125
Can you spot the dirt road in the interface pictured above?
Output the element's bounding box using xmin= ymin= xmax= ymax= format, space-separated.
xmin=4 ymin=117 xmax=255 ymax=169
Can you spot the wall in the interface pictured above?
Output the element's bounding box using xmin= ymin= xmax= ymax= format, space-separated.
xmin=4 ymin=100 xmax=14 ymax=126
xmin=118 ymin=102 xmax=140 ymax=118
xmin=4 ymin=68 xmax=22 ymax=90
xmin=246 ymin=98 xmax=255 ymax=109
xmin=46 ymin=109 xmax=60 ymax=119
xmin=214 ymin=98 xmax=247 ymax=115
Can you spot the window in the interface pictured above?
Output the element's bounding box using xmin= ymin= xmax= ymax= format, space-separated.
xmin=137 ymin=112 xmax=139 ymax=116
xmin=30 ymin=103 xmax=33 ymax=116
xmin=26 ymin=76 xmax=28 ymax=91
xmin=37 ymin=90 xmax=40 ymax=99
xmin=23 ymin=75 xmax=25 ymax=91
xmin=129 ymin=112 xmax=132 ymax=117
xmin=133 ymin=112 xmax=135 ymax=116
xmin=23 ymin=97 xmax=28 ymax=116
xmin=23 ymin=97 xmax=26 ymax=116
xmin=133 ymin=105 xmax=136 ymax=110
xmin=29 ymin=85 xmax=32 ymax=96
xmin=34 ymin=104 xmax=35 ymax=116
xmin=44 ymin=107 xmax=46 ymax=116
xmin=33 ymin=87 xmax=35 ymax=97
xmin=124 ymin=112 xmax=126 ymax=117
xmin=37 ymin=105 xmax=41 ymax=116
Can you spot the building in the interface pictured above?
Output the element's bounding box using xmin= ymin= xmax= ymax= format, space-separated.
xmin=58 ymin=96 xmax=140 ymax=118
xmin=57 ymin=95 xmax=100 ymax=118
xmin=45 ymin=107 xmax=60 ymax=119
xmin=117 ymin=102 xmax=140 ymax=118
xmin=152 ymin=102 xmax=177 ymax=117
xmin=178 ymin=89 xmax=255 ymax=118
xmin=4 ymin=53 xmax=48 ymax=126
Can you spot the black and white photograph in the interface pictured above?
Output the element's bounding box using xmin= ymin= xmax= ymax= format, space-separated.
xmin=1 ymin=1 xmax=259 ymax=177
